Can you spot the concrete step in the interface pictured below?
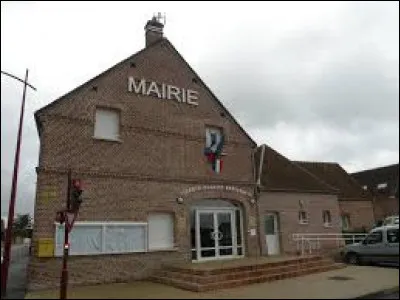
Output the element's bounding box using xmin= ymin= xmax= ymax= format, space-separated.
xmin=164 ymin=255 xmax=325 ymax=276
xmin=159 ymin=258 xmax=336 ymax=283
xmin=152 ymin=259 xmax=345 ymax=292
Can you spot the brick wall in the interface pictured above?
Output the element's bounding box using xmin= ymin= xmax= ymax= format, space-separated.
xmin=338 ymin=200 xmax=375 ymax=230
xmin=373 ymin=196 xmax=399 ymax=221
xmin=29 ymin=171 xmax=258 ymax=291
xmin=257 ymin=192 xmax=341 ymax=255
xmin=29 ymin=39 xmax=257 ymax=291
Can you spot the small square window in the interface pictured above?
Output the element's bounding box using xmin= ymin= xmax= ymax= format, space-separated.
xmin=299 ymin=211 xmax=308 ymax=225
xmin=94 ymin=108 xmax=120 ymax=141
xmin=323 ymin=210 xmax=332 ymax=227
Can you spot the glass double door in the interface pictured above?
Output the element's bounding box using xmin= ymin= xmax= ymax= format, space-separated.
xmin=196 ymin=210 xmax=236 ymax=261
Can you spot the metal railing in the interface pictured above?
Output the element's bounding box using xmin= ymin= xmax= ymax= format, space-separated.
xmin=292 ymin=233 xmax=368 ymax=255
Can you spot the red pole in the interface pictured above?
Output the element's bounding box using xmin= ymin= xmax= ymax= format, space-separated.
xmin=1 ymin=69 xmax=30 ymax=297
xmin=60 ymin=169 xmax=72 ymax=299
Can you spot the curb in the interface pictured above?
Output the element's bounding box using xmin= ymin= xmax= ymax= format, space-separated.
xmin=354 ymin=286 xmax=399 ymax=299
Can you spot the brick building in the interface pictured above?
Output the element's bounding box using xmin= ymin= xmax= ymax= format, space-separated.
xmin=295 ymin=161 xmax=375 ymax=231
xmin=28 ymin=17 xmax=259 ymax=291
xmin=255 ymin=145 xmax=342 ymax=255
xmin=27 ymin=16 xmax=384 ymax=292
xmin=351 ymin=163 xmax=399 ymax=222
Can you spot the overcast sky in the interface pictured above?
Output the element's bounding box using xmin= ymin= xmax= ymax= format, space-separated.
xmin=1 ymin=1 xmax=399 ymax=218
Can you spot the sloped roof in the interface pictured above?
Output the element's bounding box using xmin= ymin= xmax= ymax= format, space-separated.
xmin=255 ymin=145 xmax=338 ymax=194
xmin=351 ymin=163 xmax=399 ymax=198
xmin=295 ymin=161 xmax=372 ymax=201
xmin=34 ymin=37 xmax=256 ymax=148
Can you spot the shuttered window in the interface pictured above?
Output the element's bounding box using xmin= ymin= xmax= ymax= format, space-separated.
xmin=94 ymin=108 xmax=120 ymax=140
xmin=148 ymin=213 xmax=174 ymax=250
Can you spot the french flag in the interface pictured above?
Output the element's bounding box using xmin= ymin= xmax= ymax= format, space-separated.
xmin=213 ymin=158 xmax=223 ymax=173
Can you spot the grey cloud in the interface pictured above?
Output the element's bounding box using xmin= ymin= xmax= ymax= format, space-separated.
xmin=1 ymin=2 xmax=398 ymax=218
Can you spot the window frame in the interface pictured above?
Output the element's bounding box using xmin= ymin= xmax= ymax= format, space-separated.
xmin=147 ymin=212 xmax=175 ymax=251
xmin=386 ymin=228 xmax=399 ymax=244
xmin=54 ymin=221 xmax=147 ymax=256
xmin=298 ymin=210 xmax=309 ymax=225
xmin=322 ymin=210 xmax=332 ymax=227
xmin=205 ymin=126 xmax=223 ymax=150
xmin=364 ymin=230 xmax=383 ymax=245
xmin=341 ymin=214 xmax=351 ymax=230
xmin=93 ymin=107 xmax=121 ymax=142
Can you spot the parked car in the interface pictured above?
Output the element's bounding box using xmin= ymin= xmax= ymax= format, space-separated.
xmin=340 ymin=224 xmax=399 ymax=266
xmin=383 ymin=215 xmax=399 ymax=226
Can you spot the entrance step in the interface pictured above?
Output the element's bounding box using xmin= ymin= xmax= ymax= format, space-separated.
xmin=150 ymin=255 xmax=346 ymax=292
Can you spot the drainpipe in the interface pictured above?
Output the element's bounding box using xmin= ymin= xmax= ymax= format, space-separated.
xmin=253 ymin=144 xmax=266 ymax=257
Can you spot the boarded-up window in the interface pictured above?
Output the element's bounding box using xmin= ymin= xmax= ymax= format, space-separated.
xmin=94 ymin=108 xmax=120 ymax=140
xmin=148 ymin=213 xmax=174 ymax=250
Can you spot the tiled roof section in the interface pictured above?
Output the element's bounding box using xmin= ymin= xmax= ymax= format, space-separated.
xmin=256 ymin=145 xmax=338 ymax=194
xmin=351 ymin=164 xmax=399 ymax=198
xmin=295 ymin=161 xmax=372 ymax=201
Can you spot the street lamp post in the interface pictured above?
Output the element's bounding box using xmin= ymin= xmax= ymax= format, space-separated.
xmin=1 ymin=69 xmax=36 ymax=297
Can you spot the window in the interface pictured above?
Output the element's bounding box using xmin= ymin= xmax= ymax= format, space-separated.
xmin=341 ymin=215 xmax=351 ymax=230
xmin=322 ymin=210 xmax=332 ymax=227
xmin=148 ymin=213 xmax=174 ymax=250
xmin=205 ymin=127 xmax=223 ymax=150
xmin=387 ymin=229 xmax=399 ymax=244
xmin=365 ymin=230 xmax=383 ymax=245
xmin=298 ymin=211 xmax=308 ymax=225
xmin=94 ymin=108 xmax=120 ymax=141
xmin=235 ymin=210 xmax=243 ymax=256
xmin=55 ymin=222 xmax=147 ymax=256
xmin=377 ymin=183 xmax=387 ymax=190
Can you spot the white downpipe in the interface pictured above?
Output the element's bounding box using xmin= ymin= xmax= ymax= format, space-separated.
xmin=257 ymin=144 xmax=266 ymax=187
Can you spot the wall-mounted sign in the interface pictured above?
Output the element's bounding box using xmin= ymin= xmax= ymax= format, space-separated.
xmin=181 ymin=185 xmax=253 ymax=198
xmin=128 ymin=77 xmax=199 ymax=106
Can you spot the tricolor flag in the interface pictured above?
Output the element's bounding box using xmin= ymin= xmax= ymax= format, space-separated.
xmin=213 ymin=158 xmax=223 ymax=173
xmin=204 ymin=133 xmax=225 ymax=174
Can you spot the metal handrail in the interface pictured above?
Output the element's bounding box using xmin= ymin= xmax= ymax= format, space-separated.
xmin=292 ymin=232 xmax=368 ymax=255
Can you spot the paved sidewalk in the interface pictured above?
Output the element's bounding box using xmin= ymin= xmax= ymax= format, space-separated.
xmin=25 ymin=266 xmax=399 ymax=299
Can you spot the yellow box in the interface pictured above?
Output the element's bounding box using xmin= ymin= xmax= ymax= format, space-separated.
xmin=37 ymin=238 xmax=54 ymax=257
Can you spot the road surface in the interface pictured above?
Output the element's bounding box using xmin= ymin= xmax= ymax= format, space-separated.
xmin=1 ymin=244 xmax=30 ymax=299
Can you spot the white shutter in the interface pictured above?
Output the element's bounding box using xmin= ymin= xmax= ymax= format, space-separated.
xmin=148 ymin=213 xmax=174 ymax=250
xmin=94 ymin=109 xmax=120 ymax=140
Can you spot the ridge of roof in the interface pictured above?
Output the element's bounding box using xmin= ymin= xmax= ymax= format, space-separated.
xmin=294 ymin=160 xmax=372 ymax=199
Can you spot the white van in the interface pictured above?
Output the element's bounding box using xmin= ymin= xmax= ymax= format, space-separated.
xmin=341 ymin=224 xmax=399 ymax=265
xmin=383 ymin=215 xmax=399 ymax=226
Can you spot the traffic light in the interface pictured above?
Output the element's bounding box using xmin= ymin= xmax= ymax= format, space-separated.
xmin=70 ymin=179 xmax=83 ymax=212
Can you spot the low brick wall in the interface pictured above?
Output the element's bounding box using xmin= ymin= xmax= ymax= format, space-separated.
xmin=27 ymin=250 xmax=188 ymax=292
